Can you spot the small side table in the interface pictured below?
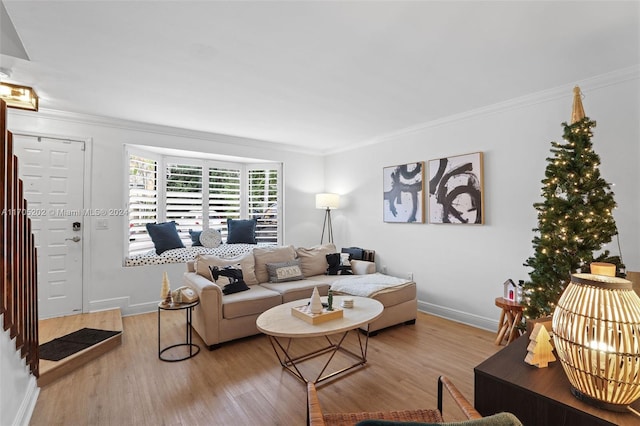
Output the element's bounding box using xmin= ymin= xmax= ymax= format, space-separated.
xmin=494 ymin=297 xmax=523 ymax=346
xmin=158 ymin=300 xmax=200 ymax=362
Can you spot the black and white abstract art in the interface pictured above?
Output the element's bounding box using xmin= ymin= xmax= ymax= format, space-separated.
xmin=428 ymin=152 xmax=484 ymax=224
xmin=383 ymin=162 xmax=424 ymax=223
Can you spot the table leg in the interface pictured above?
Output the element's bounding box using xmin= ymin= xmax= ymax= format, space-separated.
xmin=266 ymin=329 xmax=370 ymax=385
xmin=507 ymin=311 xmax=523 ymax=344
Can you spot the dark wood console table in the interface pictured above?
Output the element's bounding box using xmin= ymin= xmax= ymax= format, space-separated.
xmin=474 ymin=334 xmax=640 ymax=426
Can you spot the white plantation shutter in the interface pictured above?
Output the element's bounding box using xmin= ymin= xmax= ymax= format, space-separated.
xmin=128 ymin=154 xmax=158 ymax=256
xmin=165 ymin=162 xmax=203 ymax=244
xmin=126 ymin=147 xmax=281 ymax=258
xmin=248 ymin=167 xmax=279 ymax=244
xmin=208 ymin=166 xmax=241 ymax=240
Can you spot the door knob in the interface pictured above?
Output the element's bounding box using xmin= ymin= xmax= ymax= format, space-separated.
xmin=65 ymin=236 xmax=81 ymax=242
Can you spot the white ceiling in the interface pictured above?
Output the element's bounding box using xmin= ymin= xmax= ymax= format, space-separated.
xmin=1 ymin=1 xmax=639 ymax=154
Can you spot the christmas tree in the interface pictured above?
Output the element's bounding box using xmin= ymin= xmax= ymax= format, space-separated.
xmin=522 ymin=86 xmax=623 ymax=320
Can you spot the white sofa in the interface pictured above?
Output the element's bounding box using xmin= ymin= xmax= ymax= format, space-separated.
xmin=183 ymin=244 xmax=417 ymax=349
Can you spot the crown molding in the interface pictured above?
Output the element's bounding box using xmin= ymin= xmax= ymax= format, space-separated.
xmin=8 ymin=107 xmax=325 ymax=157
xmin=8 ymin=65 xmax=638 ymax=158
xmin=328 ymin=65 xmax=640 ymax=155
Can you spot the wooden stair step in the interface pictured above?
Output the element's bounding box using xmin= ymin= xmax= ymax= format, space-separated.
xmin=37 ymin=308 xmax=123 ymax=387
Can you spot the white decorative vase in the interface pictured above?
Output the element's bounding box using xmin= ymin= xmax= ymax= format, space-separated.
xmin=161 ymin=271 xmax=170 ymax=299
xmin=309 ymin=287 xmax=323 ymax=314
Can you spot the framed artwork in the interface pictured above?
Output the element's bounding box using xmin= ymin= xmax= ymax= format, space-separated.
xmin=383 ymin=162 xmax=425 ymax=223
xmin=427 ymin=152 xmax=484 ymax=224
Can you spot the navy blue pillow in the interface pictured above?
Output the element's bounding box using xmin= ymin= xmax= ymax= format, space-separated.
xmin=146 ymin=222 xmax=185 ymax=254
xmin=189 ymin=229 xmax=203 ymax=247
xmin=226 ymin=218 xmax=257 ymax=244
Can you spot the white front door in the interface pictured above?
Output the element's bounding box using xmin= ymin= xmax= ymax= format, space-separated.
xmin=13 ymin=134 xmax=85 ymax=319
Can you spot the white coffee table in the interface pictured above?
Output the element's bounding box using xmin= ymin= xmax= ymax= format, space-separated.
xmin=256 ymin=295 xmax=383 ymax=384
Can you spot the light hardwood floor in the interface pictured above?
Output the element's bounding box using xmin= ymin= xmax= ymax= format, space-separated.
xmin=30 ymin=311 xmax=502 ymax=426
xmin=38 ymin=308 xmax=123 ymax=387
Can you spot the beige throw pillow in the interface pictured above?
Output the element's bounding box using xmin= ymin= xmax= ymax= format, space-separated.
xmin=194 ymin=252 xmax=258 ymax=285
xmin=253 ymin=245 xmax=296 ymax=283
xmin=296 ymin=243 xmax=336 ymax=277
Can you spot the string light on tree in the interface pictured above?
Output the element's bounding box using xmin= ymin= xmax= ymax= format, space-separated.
xmin=521 ymin=86 xmax=624 ymax=320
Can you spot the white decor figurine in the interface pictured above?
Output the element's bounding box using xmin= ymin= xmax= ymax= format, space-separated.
xmin=161 ymin=271 xmax=170 ymax=300
xmin=309 ymin=286 xmax=323 ymax=314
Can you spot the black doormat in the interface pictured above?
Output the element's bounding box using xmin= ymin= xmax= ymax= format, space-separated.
xmin=39 ymin=328 xmax=121 ymax=362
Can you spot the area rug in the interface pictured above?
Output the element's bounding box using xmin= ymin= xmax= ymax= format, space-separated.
xmin=39 ymin=328 xmax=121 ymax=361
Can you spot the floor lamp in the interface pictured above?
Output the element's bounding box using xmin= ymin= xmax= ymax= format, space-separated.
xmin=316 ymin=193 xmax=339 ymax=244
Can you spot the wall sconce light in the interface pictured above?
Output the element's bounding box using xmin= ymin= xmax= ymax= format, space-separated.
xmin=0 ymin=81 xmax=38 ymax=111
xmin=552 ymin=272 xmax=640 ymax=412
xmin=315 ymin=193 xmax=339 ymax=244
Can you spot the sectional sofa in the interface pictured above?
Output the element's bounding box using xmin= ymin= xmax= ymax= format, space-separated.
xmin=183 ymin=243 xmax=417 ymax=349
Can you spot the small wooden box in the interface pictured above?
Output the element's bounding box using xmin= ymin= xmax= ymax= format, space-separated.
xmin=291 ymin=305 xmax=343 ymax=324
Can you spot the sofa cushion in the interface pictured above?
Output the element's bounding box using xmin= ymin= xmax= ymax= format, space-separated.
xmin=194 ymin=252 xmax=259 ymax=285
xmin=226 ymin=218 xmax=257 ymax=244
xmin=266 ymin=260 xmax=305 ymax=283
xmin=296 ymin=244 xmax=336 ymax=277
xmin=253 ymin=245 xmax=296 ymax=283
xmin=260 ymin=280 xmax=331 ymax=303
xmin=222 ymin=285 xmax=282 ymax=319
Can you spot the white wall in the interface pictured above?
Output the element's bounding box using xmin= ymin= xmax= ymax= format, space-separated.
xmin=0 ymin=315 xmax=39 ymax=426
xmin=5 ymin=111 xmax=326 ymax=317
xmin=324 ymin=68 xmax=640 ymax=330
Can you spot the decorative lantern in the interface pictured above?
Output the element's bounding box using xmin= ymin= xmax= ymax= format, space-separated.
xmin=552 ymin=273 xmax=640 ymax=411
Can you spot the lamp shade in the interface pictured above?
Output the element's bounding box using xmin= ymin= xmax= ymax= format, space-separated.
xmin=552 ymin=273 xmax=640 ymax=411
xmin=315 ymin=193 xmax=339 ymax=210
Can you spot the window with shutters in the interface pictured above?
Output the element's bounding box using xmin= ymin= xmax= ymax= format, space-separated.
xmin=209 ymin=166 xmax=241 ymax=240
xmin=166 ymin=162 xmax=203 ymax=243
xmin=126 ymin=147 xmax=281 ymax=257
xmin=248 ymin=167 xmax=279 ymax=244
xmin=128 ymin=154 xmax=158 ymax=255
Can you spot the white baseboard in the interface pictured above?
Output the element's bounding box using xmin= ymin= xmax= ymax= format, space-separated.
xmin=89 ymin=296 xmax=500 ymax=328
xmin=15 ymin=376 xmax=39 ymax=426
xmin=417 ymin=300 xmax=498 ymax=332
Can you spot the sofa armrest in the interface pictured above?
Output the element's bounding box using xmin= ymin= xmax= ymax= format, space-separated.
xmin=351 ymin=260 xmax=375 ymax=275
xmin=183 ymin=271 xmax=224 ymax=346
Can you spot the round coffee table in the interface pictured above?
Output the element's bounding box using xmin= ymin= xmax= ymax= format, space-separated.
xmin=256 ymin=295 xmax=383 ymax=384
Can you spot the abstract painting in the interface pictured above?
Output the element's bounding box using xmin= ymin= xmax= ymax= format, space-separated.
xmin=383 ymin=162 xmax=424 ymax=223
xmin=427 ymin=152 xmax=484 ymax=224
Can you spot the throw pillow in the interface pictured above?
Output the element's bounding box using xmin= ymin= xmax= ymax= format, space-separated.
xmin=296 ymin=243 xmax=336 ymax=277
xmin=199 ymin=228 xmax=222 ymax=248
xmin=351 ymin=260 xmax=376 ymax=275
xmin=342 ymin=247 xmax=364 ymax=260
xmin=188 ymin=229 xmax=203 ymax=247
xmin=226 ymin=218 xmax=257 ymax=244
xmin=253 ymin=245 xmax=297 ymax=283
xmin=146 ymin=221 xmax=185 ymax=255
xmin=194 ymin=253 xmax=258 ymax=285
xmin=209 ymin=265 xmax=250 ymax=295
xmin=326 ymin=253 xmax=353 ymax=275
xmin=266 ymin=260 xmax=305 ymax=283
